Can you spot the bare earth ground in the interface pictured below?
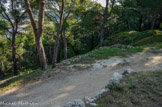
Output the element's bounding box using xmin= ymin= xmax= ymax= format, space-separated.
xmin=0 ymin=49 xmax=162 ymax=107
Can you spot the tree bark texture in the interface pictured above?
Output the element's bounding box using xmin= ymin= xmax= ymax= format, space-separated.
xmin=99 ymin=0 xmax=109 ymax=47
xmin=62 ymin=28 xmax=67 ymax=59
xmin=24 ymin=0 xmax=47 ymax=70
xmin=52 ymin=0 xmax=65 ymax=68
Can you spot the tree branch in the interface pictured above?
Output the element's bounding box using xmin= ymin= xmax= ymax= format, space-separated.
xmin=24 ymin=0 xmax=37 ymax=35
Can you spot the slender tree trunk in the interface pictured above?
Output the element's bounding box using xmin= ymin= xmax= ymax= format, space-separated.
xmin=90 ymin=33 xmax=95 ymax=50
xmin=127 ymin=18 xmax=131 ymax=31
xmin=99 ymin=0 xmax=109 ymax=47
xmin=24 ymin=0 xmax=47 ymax=70
xmin=151 ymin=13 xmax=157 ymax=30
xmin=139 ymin=16 xmax=142 ymax=31
xmin=12 ymin=33 xmax=18 ymax=75
xmin=62 ymin=28 xmax=67 ymax=59
xmin=99 ymin=27 xmax=105 ymax=47
xmin=0 ymin=68 xmax=5 ymax=78
xmin=49 ymin=46 xmax=53 ymax=63
xmin=52 ymin=0 xmax=64 ymax=68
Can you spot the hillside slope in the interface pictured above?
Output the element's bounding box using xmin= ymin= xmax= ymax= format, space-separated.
xmin=0 ymin=47 xmax=162 ymax=107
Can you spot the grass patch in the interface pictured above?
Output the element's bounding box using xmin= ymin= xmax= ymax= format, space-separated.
xmin=0 ymin=69 xmax=42 ymax=94
xmin=103 ymin=30 xmax=162 ymax=46
xmin=142 ymin=43 xmax=162 ymax=49
xmin=71 ymin=47 xmax=143 ymax=64
xmin=87 ymin=70 xmax=162 ymax=107
xmin=89 ymin=47 xmax=143 ymax=59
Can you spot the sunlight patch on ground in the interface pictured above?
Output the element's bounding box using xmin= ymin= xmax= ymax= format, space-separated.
xmin=54 ymin=93 xmax=69 ymax=100
xmin=61 ymin=85 xmax=76 ymax=91
xmin=0 ymin=80 xmax=42 ymax=96
xmin=1 ymin=88 xmax=18 ymax=96
xmin=145 ymin=56 xmax=162 ymax=66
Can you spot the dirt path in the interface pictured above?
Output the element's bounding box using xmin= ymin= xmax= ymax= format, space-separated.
xmin=0 ymin=49 xmax=162 ymax=107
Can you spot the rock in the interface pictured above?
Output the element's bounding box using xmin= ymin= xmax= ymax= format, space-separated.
xmin=55 ymin=106 xmax=61 ymax=107
xmin=99 ymin=47 xmax=108 ymax=50
xmin=95 ymin=88 xmax=109 ymax=99
xmin=103 ymin=65 xmax=107 ymax=68
xmin=106 ymin=72 xmax=123 ymax=87
xmin=85 ymin=97 xmax=96 ymax=103
xmin=111 ymin=44 xmax=133 ymax=49
xmin=64 ymin=99 xmax=85 ymax=107
xmin=61 ymin=60 xmax=71 ymax=65
xmin=122 ymin=69 xmax=134 ymax=75
xmin=123 ymin=59 xmax=131 ymax=63
xmin=112 ymin=72 xmax=123 ymax=81
xmin=89 ymin=103 xmax=98 ymax=106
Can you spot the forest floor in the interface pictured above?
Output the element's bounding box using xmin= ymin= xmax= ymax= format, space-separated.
xmin=0 ymin=47 xmax=162 ymax=107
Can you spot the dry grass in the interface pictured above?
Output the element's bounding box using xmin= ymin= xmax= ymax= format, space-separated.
xmin=0 ymin=69 xmax=42 ymax=95
xmin=87 ymin=70 xmax=162 ymax=107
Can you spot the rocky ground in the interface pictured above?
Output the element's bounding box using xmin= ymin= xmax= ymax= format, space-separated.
xmin=0 ymin=48 xmax=162 ymax=107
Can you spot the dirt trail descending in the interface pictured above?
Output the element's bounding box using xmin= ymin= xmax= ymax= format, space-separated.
xmin=0 ymin=49 xmax=162 ymax=107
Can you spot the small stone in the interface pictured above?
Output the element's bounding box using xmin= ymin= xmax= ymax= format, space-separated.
xmin=122 ymin=69 xmax=134 ymax=75
xmin=85 ymin=97 xmax=96 ymax=103
xmin=123 ymin=59 xmax=131 ymax=63
xmin=103 ymin=65 xmax=107 ymax=68
xmin=64 ymin=99 xmax=85 ymax=107
xmin=89 ymin=103 xmax=98 ymax=106
xmin=95 ymin=88 xmax=109 ymax=99
xmin=112 ymin=72 xmax=123 ymax=81
xmin=105 ymin=72 xmax=123 ymax=87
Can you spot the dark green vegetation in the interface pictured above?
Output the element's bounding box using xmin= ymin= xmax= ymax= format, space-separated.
xmin=0 ymin=0 xmax=162 ymax=79
xmin=88 ymin=70 xmax=162 ymax=107
xmin=89 ymin=47 xmax=143 ymax=58
xmin=103 ymin=30 xmax=162 ymax=46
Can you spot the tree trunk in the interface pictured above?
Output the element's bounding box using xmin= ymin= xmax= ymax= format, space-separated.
xmin=99 ymin=27 xmax=105 ymax=47
xmin=139 ymin=16 xmax=142 ymax=31
xmin=151 ymin=13 xmax=157 ymax=30
xmin=99 ymin=0 xmax=109 ymax=47
xmin=12 ymin=34 xmax=18 ymax=75
xmin=24 ymin=0 xmax=47 ymax=70
xmin=127 ymin=18 xmax=131 ymax=31
xmin=35 ymin=36 xmax=48 ymax=70
xmin=0 ymin=68 xmax=5 ymax=79
xmin=62 ymin=28 xmax=67 ymax=59
xmin=90 ymin=33 xmax=94 ymax=50
xmin=52 ymin=0 xmax=64 ymax=68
